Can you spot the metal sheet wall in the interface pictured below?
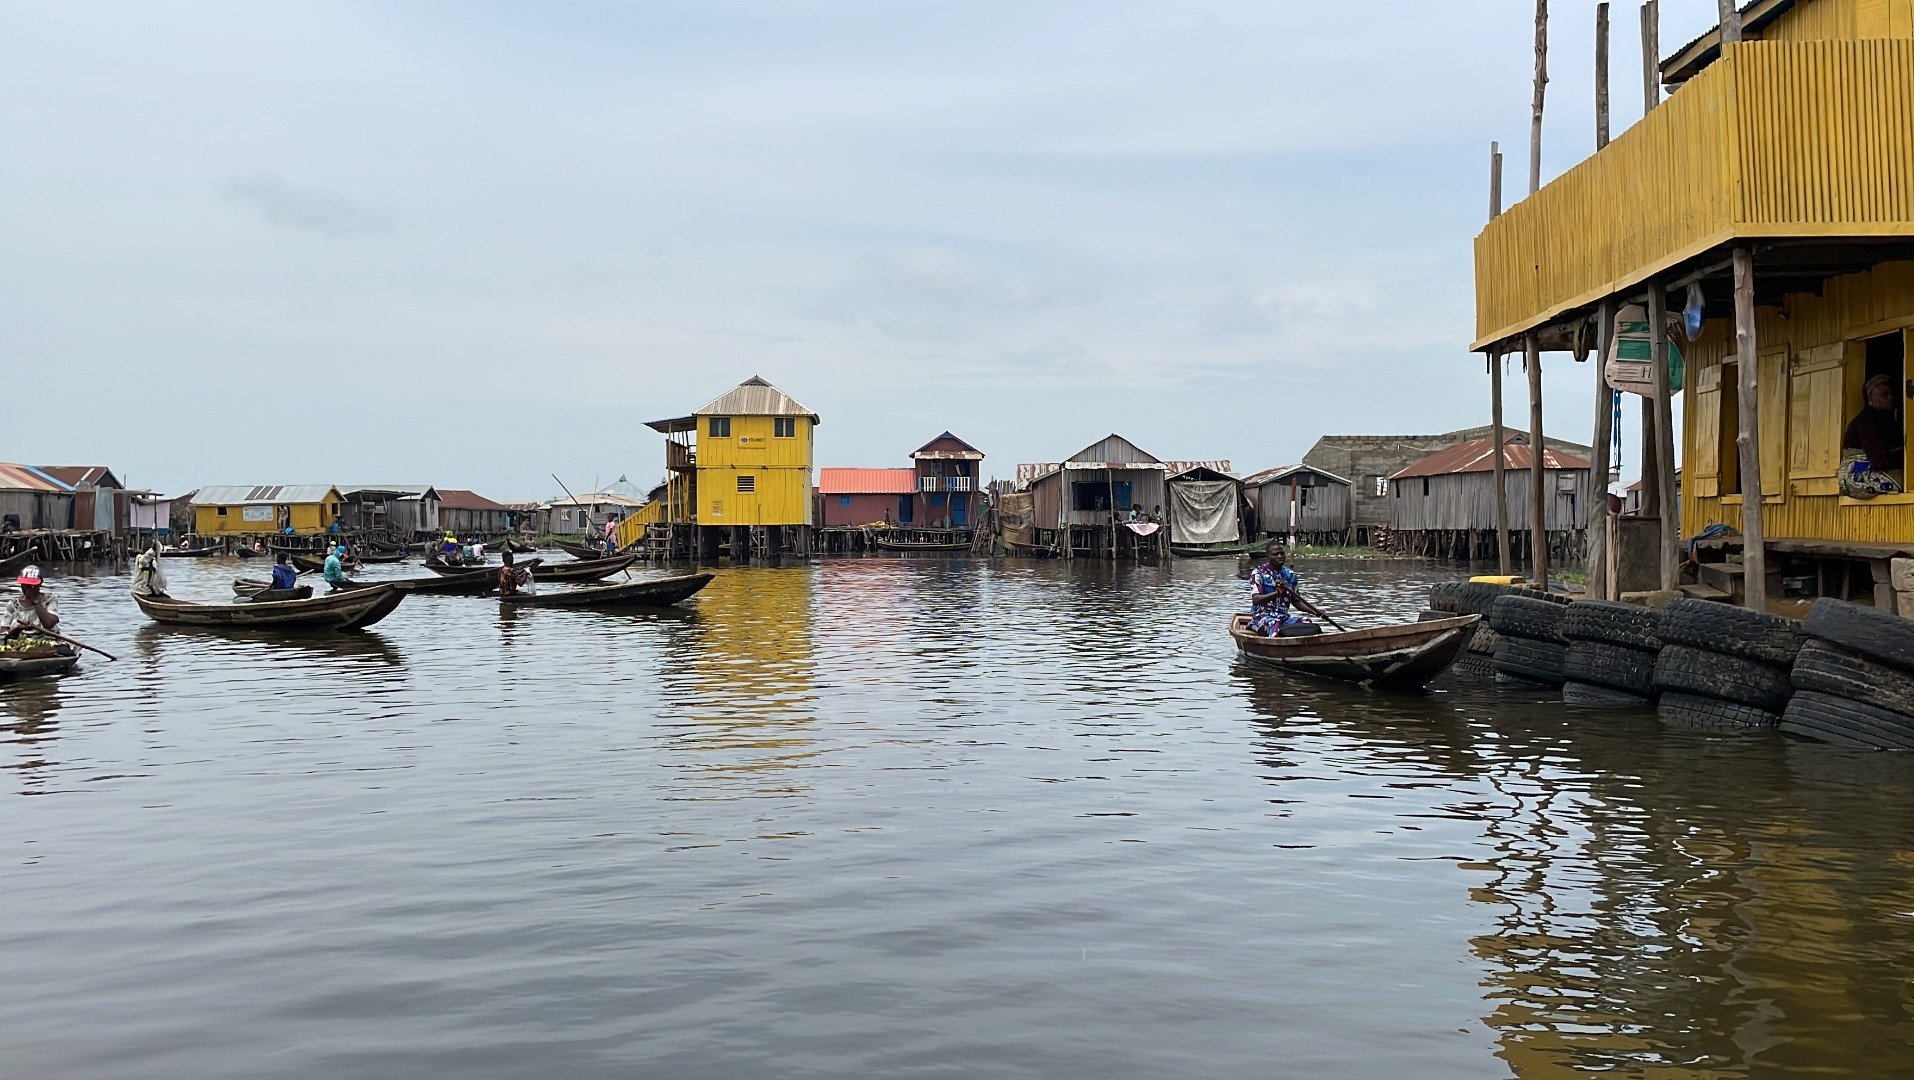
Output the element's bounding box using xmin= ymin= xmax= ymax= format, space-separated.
xmin=1390 ymin=470 xmax=1590 ymax=534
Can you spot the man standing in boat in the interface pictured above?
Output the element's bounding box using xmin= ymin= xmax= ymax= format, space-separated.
xmin=1248 ymin=540 xmax=1326 ymax=637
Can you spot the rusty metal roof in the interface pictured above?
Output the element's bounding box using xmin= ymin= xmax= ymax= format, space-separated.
xmin=818 ymin=468 xmax=917 ymax=495
xmin=911 ymin=432 xmax=984 ymax=460
xmin=37 ymin=466 xmax=121 ymax=489
xmin=437 ymin=489 xmax=511 ymax=512
xmin=1391 ymin=438 xmax=1590 ymax=480
xmin=0 ymin=463 xmax=72 ymax=493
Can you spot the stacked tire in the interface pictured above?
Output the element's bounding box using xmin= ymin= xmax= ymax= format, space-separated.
xmin=1782 ymin=598 xmax=1914 ymax=749
xmin=1488 ymin=594 xmax=1571 ymax=688
xmin=1654 ymin=597 xmax=1801 ymax=733
xmin=1427 ymin=581 xmax=1552 ymax=677
xmin=1559 ymin=601 xmax=1661 ymax=708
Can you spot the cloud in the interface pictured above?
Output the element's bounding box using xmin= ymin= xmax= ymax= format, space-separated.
xmin=221 ymin=173 xmax=392 ymax=236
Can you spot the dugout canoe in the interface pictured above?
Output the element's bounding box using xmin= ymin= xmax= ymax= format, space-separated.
xmin=431 ymin=553 xmax=634 ymax=583
xmin=290 ymin=552 xmax=365 ymax=574
xmin=499 ymin=572 xmax=714 ymax=610
xmin=1172 ymin=539 xmax=1267 ymax=558
xmin=1229 ymin=613 xmax=1480 ymax=691
xmin=160 ymin=545 xmax=223 ymax=558
xmin=553 ymin=539 xmax=611 ymax=560
xmin=333 ymin=559 xmax=544 ymax=595
xmin=232 ymin=578 xmax=316 ymax=602
xmin=0 ymin=548 xmax=37 ymax=576
xmin=0 ymin=651 xmax=78 ymax=680
xmin=134 ymin=583 xmax=410 ymax=630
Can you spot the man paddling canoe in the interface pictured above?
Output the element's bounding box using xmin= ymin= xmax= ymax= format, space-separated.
xmin=1247 ymin=540 xmax=1328 ymax=637
xmin=4 ymin=565 xmax=60 ymax=639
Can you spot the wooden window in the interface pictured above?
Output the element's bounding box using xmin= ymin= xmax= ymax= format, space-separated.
xmin=217 ymin=506 xmax=228 ymax=516
xmin=774 ymin=417 xmax=796 ymax=438
xmin=737 ymin=475 xmax=756 ymax=493
xmin=708 ymin=417 xmax=732 ymax=438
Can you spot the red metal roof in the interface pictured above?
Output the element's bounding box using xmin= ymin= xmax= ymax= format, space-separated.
xmin=1391 ymin=438 xmax=1590 ymax=480
xmin=0 ymin=463 xmax=72 ymax=493
xmin=437 ymin=489 xmax=511 ymax=512
xmin=37 ymin=466 xmax=120 ymax=489
xmin=818 ymin=468 xmax=917 ymax=495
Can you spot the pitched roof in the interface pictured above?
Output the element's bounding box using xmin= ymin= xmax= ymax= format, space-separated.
xmin=818 ymin=467 xmax=918 ymax=495
xmin=911 ymin=432 xmax=985 ymax=460
xmin=341 ymin=484 xmax=440 ymax=500
xmin=189 ymin=484 xmax=343 ymax=506
xmin=695 ymin=376 xmax=820 ymax=421
xmin=37 ymin=466 xmax=122 ymax=489
xmin=437 ymin=489 xmax=511 ymax=512
xmin=1662 ymin=0 xmax=1798 ymax=87
xmin=1391 ymin=438 xmax=1590 ymax=481
xmin=1167 ymin=465 xmax=1239 ymax=483
xmin=0 ymin=463 xmax=72 ymax=493
xmin=1242 ymin=464 xmax=1353 ymax=488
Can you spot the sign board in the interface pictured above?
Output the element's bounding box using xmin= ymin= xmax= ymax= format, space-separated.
xmin=241 ymin=505 xmax=275 ymax=522
xmin=1605 ymin=304 xmax=1685 ymax=397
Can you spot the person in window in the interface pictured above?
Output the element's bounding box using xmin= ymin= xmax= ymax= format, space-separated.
xmin=1844 ymin=374 xmax=1904 ymax=475
xmin=1247 ymin=541 xmax=1328 ymax=637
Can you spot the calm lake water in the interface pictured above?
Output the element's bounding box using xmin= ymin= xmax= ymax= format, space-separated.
xmin=6 ymin=555 xmax=1914 ymax=1078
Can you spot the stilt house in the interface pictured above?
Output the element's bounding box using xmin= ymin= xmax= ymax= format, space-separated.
xmin=1389 ymin=437 xmax=1591 ymax=563
xmin=37 ymin=466 xmax=125 ymax=535
xmin=190 ymin=485 xmax=345 ymax=536
xmin=1166 ymin=465 xmax=1247 ymax=547
xmin=911 ymin=432 xmax=984 ymax=531
xmin=1243 ymin=465 xmax=1352 ymax=543
xmin=1019 ymin=435 xmax=1171 ymax=560
xmin=817 ymin=468 xmax=917 ymax=527
xmin=0 ymin=464 xmax=74 ymax=534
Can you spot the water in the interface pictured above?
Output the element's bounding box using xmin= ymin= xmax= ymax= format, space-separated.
xmin=7 ymin=555 xmax=1914 ymax=1078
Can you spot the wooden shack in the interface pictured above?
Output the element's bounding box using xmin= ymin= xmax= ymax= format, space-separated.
xmin=0 ymin=463 xmax=74 ymax=537
xmin=1020 ymin=434 xmax=1171 ymax=560
xmin=1165 ymin=465 xmax=1247 ymax=548
xmin=191 ymin=485 xmax=345 ymax=537
xmin=911 ymin=432 xmax=984 ymax=531
xmin=1243 ymin=465 xmax=1352 ymax=544
xmin=1389 ymin=437 xmax=1591 ymax=563
xmin=817 ymin=468 xmax=917 ymax=528
xmin=340 ymin=485 xmax=441 ymax=538
xmin=438 ymin=489 xmax=516 ymax=536
xmin=1474 ymin=0 xmax=1914 ymax=606
xmin=38 ymin=466 xmax=125 ymax=535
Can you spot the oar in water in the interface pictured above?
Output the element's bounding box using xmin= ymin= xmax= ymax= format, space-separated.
xmin=12 ymin=629 xmax=118 ymax=662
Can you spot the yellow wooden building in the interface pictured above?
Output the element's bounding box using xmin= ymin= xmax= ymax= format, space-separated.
xmin=624 ymin=376 xmax=820 ymax=557
xmin=189 ymin=484 xmax=345 ymax=536
xmin=1474 ymin=0 xmax=1914 ymax=607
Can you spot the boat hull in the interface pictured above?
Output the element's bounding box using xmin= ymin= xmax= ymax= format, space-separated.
xmin=135 ymin=584 xmax=410 ymax=630
xmin=500 ymin=573 xmax=714 ymax=610
xmin=1230 ymin=614 xmax=1479 ymax=691
xmin=0 ymin=652 xmax=78 ymax=680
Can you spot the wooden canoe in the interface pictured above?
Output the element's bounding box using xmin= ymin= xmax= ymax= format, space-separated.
xmin=872 ymin=536 xmax=971 ymax=552
xmin=232 ymin=578 xmax=316 ymax=601
xmin=235 ymin=547 xmax=266 ymax=559
xmin=0 ymin=548 xmax=36 ymax=576
xmin=134 ymin=583 xmax=410 ymax=630
xmin=527 ymin=554 xmax=639 ymax=583
xmin=0 ymin=650 xmax=78 ymax=680
xmin=291 ymin=552 xmax=363 ymax=574
xmin=355 ymin=551 xmax=408 ymax=564
xmin=1229 ymin=613 xmax=1480 ymax=691
xmin=1172 ymin=539 xmax=1266 ymax=558
xmin=160 ymin=545 xmax=223 ymax=558
xmin=334 ymin=559 xmax=544 ymax=595
xmin=500 ymin=573 xmax=714 ymax=610
xmin=553 ymin=539 xmax=611 ymax=560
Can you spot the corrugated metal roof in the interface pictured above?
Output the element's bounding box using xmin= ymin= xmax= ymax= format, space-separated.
xmin=437 ymin=489 xmax=511 ymax=512
xmin=37 ymin=466 xmax=121 ymax=489
xmin=1391 ymin=438 xmax=1591 ymax=480
xmin=1242 ymin=464 xmax=1352 ymax=488
xmin=0 ymin=463 xmax=72 ymax=493
xmin=190 ymin=485 xmax=343 ymax=506
xmin=1663 ymin=0 xmax=1796 ymax=86
xmin=911 ymin=432 xmax=984 ymax=460
xmin=1066 ymin=434 xmax=1161 ymax=466
xmin=543 ymin=492 xmax=648 ymax=509
xmin=341 ymin=485 xmax=439 ymax=499
xmin=818 ymin=468 xmax=917 ymax=495
xmin=695 ymin=376 xmax=820 ymax=421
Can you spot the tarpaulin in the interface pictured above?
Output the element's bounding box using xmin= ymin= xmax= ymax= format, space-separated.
xmin=1168 ymin=480 xmax=1239 ymax=544
xmin=997 ymin=493 xmax=1036 ymax=548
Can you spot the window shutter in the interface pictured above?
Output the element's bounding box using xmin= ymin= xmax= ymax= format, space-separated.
xmin=1759 ymin=348 xmax=1789 ymax=497
xmin=1690 ymin=364 xmax=1721 ymax=498
xmin=1788 ymin=344 xmax=1847 ymax=495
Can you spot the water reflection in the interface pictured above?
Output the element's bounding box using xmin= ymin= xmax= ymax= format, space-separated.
xmin=2 ymin=676 xmax=69 ymax=797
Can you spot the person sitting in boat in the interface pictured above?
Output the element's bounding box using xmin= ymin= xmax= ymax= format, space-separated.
xmin=322 ymin=545 xmax=354 ymax=592
xmin=1247 ymin=541 xmax=1327 ymax=637
xmin=270 ymin=552 xmax=299 ymax=592
xmin=498 ymin=549 xmax=534 ymax=598
xmin=4 ymin=566 xmax=59 ymax=640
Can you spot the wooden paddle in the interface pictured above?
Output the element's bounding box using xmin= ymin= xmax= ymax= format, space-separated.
xmin=14 ymin=629 xmax=118 ymax=662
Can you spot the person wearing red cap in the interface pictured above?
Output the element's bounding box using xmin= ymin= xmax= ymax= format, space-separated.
xmin=4 ymin=566 xmax=60 ymax=639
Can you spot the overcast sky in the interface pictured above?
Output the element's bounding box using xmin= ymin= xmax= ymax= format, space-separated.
xmin=4 ymin=2 xmax=1720 ymax=501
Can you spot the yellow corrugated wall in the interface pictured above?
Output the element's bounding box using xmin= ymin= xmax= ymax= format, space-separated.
xmin=1474 ymin=40 xmax=1914 ymax=350
xmin=694 ymin=414 xmax=814 ymax=526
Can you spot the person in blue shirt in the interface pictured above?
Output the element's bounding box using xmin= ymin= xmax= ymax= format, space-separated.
xmin=322 ymin=544 xmax=354 ymax=592
xmin=1247 ymin=540 xmax=1326 ymax=637
xmin=270 ymin=553 xmax=298 ymax=592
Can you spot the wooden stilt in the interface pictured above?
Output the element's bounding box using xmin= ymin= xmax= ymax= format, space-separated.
xmin=1491 ymin=353 xmax=1513 ymax=575
xmin=1648 ymin=282 xmax=1680 ymax=591
xmin=1589 ymin=300 xmax=1615 ymax=599
xmin=1526 ymin=333 xmax=1548 ymax=589
xmin=1733 ymin=246 xmax=1767 ymax=610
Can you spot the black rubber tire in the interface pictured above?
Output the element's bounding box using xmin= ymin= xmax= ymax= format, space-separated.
xmin=1466 ymin=625 xmax=1503 ymax=657
xmin=1563 ymin=600 xmax=1663 ymax=650
xmin=1452 ymin=582 xmax=1508 ymax=617
xmin=1562 ymin=640 xmax=1658 ymax=696
xmin=1802 ymin=597 xmax=1914 ymax=674
xmin=1657 ymin=692 xmax=1781 ymax=732
xmin=1652 ymin=645 xmax=1793 ymax=711
xmin=1791 ymin=639 xmax=1914 ymax=715
xmin=1493 ymin=637 xmax=1567 ymax=686
xmin=1659 ymin=597 xmax=1804 ymax=666
xmin=1429 ymin=582 xmax=1464 ymax=614
xmin=1449 ymin=652 xmax=1495 ymax=679
xmin=1562 ymin=680 xmax=1651 ymax=709
xmin=1489 ymin=595 xmax=1569 ymax=643
xmin=1781 ymin=691 xmax=1914 ymax=750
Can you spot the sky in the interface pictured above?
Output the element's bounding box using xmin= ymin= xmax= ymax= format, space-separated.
xmin=2 ymin=1 xmax=1721 ymax=501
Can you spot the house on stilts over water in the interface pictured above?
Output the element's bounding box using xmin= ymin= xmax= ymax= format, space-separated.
xmin=1388 ymin=434 xmax=1591 ymax=564
xmin=1476 ymin=0 xmax=1914 ymax=609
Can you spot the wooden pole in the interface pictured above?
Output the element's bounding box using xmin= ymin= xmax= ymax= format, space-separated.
xmin=1596 ymin=4 xmax=1611 ymax=147
xmin=1647 ymin=282 xmax=1680 ymax=591
xmin=1489 ymin=141 xmax=1504 ymax=219
xmin=1640 ymin=1 xmax=1661 ymax=113
xmin=1734 ymin=247 xmax=1767 ymax=610
xmin=1719 ymin=0 xmax=1743 ymax=44
xmin=1530 ymin=0 xmax=1550 ymax=195
xmin=1588 ymin=301 xmax=1615 ymax=599
xmin=1491 ymin=354 xmax=1513 ymax=574
xmin=1526 ymin=334 xmax=1549 ymax=588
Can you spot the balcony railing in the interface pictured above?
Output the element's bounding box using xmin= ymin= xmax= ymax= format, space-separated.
xmin=920 ymin=476 xmax=973 ymax=492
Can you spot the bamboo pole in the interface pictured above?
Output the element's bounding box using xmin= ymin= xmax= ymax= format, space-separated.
xmin=1719 ymin=0 xmax=1742 ymax=43
xmin=1588 ymin=301 xmax=1615 ymax=599
xmin=1648 ymin=283 xmax=1680 ymax=591
xmin=1492 ymin=355 xmax=1512 ymax=574
xmin=1530 ymin=0 xmax=1550 ymax=194
xmin=1596 ymin=3 xmax=1611 ymax=147
xmin=1489 ymin=141 xmax=1503 ymax=219
xmin=1527 ymin=335 xmax=1549 ymax=588
xmin=1734 ymin=247 xmax=1767 ymax=610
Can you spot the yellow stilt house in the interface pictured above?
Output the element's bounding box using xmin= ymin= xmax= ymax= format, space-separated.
xmin=631 ymin=376 xmax=820 ymax=560
xmin=1474 ymin=0 xmax=1914 ymax=610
